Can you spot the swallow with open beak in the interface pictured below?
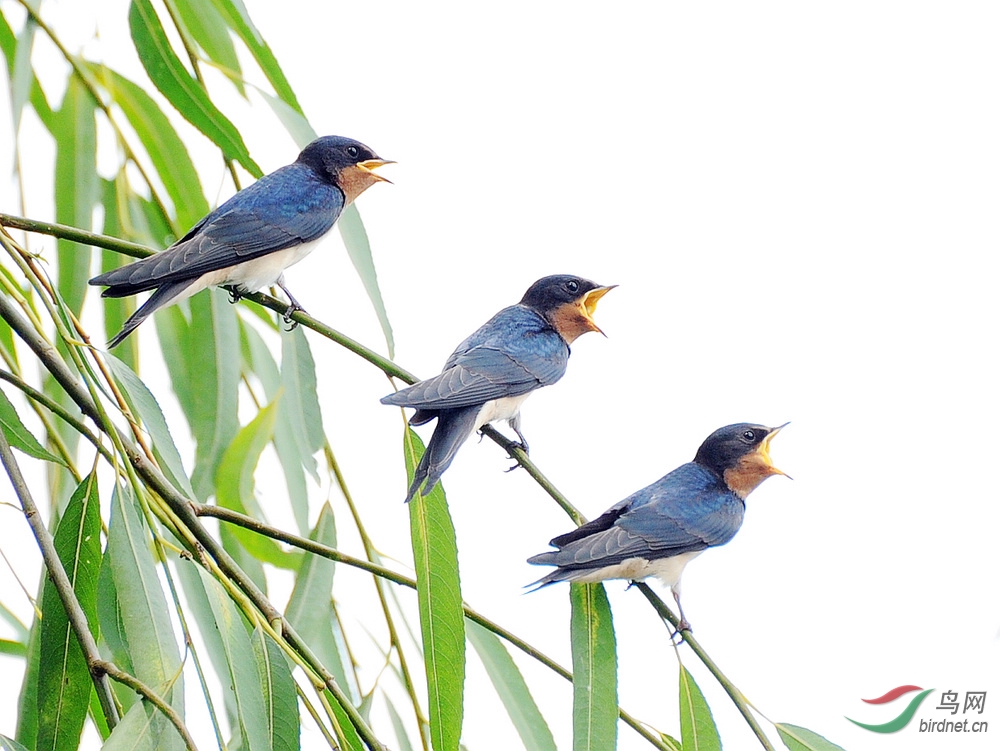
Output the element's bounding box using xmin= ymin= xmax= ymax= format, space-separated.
xmin=382 ymin=275 xmax=615 ymax=502
xmin=528 ymin=423 xmax=789 ymax=631
xmin=89 ymin=135 xmax=392 ymax=347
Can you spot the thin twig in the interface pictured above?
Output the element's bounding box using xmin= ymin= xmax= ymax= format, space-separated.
xmin=0 ymin=431 xmax=120 ymax=729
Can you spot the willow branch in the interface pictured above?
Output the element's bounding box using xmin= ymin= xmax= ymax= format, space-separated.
xmin=0 ymin=429 xmax=121 ymax=729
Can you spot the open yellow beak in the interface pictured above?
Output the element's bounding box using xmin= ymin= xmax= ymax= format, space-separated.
xmin=758 ymin=422 xmax=791 ymax=479
xmin=578 ymin=285 xmax=617 ymax=335
xmin=358 ymin=158 xmax=395 ymax=184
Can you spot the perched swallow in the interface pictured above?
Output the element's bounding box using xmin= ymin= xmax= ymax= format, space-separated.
xmin=89 ymin=135 xmax=391 ymax=347
xmin=382 ymin=275 xmax=615 ymax=502
xmin=528 ymin=423 xmax=789 ymax=630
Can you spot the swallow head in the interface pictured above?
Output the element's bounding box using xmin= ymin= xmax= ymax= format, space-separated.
xmin=298 ymin=135 xmax=394 ymax=202
xmin=521 ymin=275 xmax=617 ymax=344
xmin=695 ymin=422 xmax=790 ymax=499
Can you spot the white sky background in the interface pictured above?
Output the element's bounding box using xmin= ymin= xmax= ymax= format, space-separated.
xmin=1 ymin=2 xmax=999 ymax=750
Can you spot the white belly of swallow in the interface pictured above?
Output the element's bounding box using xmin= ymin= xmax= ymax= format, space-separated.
xmin=475 ymin=393 xmax=531 ymax=429
xmin=200 ymin=237 xmax=324 ymax=292
xmin=570 ymin=551 xmax=703 ymax=589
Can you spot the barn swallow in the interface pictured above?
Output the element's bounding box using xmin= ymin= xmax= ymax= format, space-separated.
xmin=528 ymin=423 xmax=789 ymax=631
xmin=382 ymin=275 xmax=615 ymax=502
xmin=89 ymin=135 xmax=391 ymax=347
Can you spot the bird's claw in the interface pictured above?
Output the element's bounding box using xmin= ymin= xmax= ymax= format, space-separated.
xmin=668 ymin=620 xmax=691 ymax=646
xmin=282 ymin=303 xmax=304 ymax=331
xmin=226 ymin=287 xmax=243 ymax=304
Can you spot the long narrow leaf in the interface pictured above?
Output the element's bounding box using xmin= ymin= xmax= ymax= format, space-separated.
xmin=241 ymin=322 xmax=310 ymax=534
xmin=339 ymin=204 xmax=395 ymax=358
xmin=283 ymin=502 xmax=354 ymax=700
xmin=776 ymin=724 xmax=848 ymax=751
xmin=215 ymin=398 xmax=300 ymax=568
xmin=0 ymin=735 xmax=32 ymax=751
xmin=405 ymin=428 xmax=465 ymax=751
xmin=102 ymin=484 xmax=184 ymax=750
xmin=99 ymin=177 xmax=140 ymax=370
xmin=158 ymin=288 xmax=240 ymax=500
xmin=194 ymin=566 xmax=270 ymax=751
xmin=0 ymin=387 xmax=65 ymax=465
xmin=172 ymin=0 xmax=245 ymax=95
xmin=54 ymin=75 xmax=98 ymax=316
xmin=128 ymin=0 xmax=260 ymax=177
xmin=279 ymin=325 xmax=324 ymax=483
xmin=107 ymin=354 xmax=195 ymax=498
xmin=250 ymin=626 xmax=300 ymax=751
xmin=13 ymin=612 xmax=41 ymax=749
xmin=0 ymin=8 xmax=54 ymax=132
xmin=35 ymin=473 xmax=102 ymax=751
xmin=569 ymin=583 xmax=617 ymax=751
xmin=466 ymin=618 xmax=557 ymax=751
xmin=678 ymin=665 xmax=721 ymax=751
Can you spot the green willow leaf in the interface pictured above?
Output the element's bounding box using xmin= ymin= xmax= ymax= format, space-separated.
xmin=128 ymin=0 xmax=260 ymax=177
xmin=0 ymin=734 xmax=32 ymax=751
xmin=0 ymin=387 xmax=65 ymax=465
xmin=0 ymin=639 xmax=26 ymax=657
xmin=678 ymin=665 xmax=721 ymax=751
xmin=7 ymin=11 xmax=33 ymax=129
xmin=384 ymin=696 xmax=416 ymax=751
xmin=284 ymin=503 xmax=355 ymax=701
xmin=101 ymin=700 xmax=165 ymax=751
xmin=569 ymin=583 xmax=617 ymax=751
xmin=279 ymin=325 xmax=324 ymax=482
xmin=102 ymin=484 xmax=184 ymax=750
xmin=405 ymin=428 xmax=465 ymax=751
xmin=282 ymin=504 xmax=364 ymax=750
xmin=156 ymin=288 xmax=240 ymax=500
xmin=466 ymin=619 xmax=557 ymax=751
xmin=107 ymin=354 xmax=195 ymax=498
xmin=776 ymin=723 xmax=848 ymax=751
xmin=251 ymin=627 xmax=300 ymax=751
xmin=14 ymin=612 xmax=40 ymax=749
xmin=195 ymin=566 xmax=270 ymax=751
xmin=259 ymin=91 xmax=315 ymax=149
xmin=339 ymin=204 xmax=395 ymax=358
xmin=54 ymin=74 xmax=98 ymax=316
xmin=216 ymin=398 xmax=299 ymax=568
xmin=89 ymin=63 xmax=209 ymax=230
xmin=99 ymin=177 xmax=140 ymax=370
xmin=172 ymin=0 xmax=245 ymax=95
xmin=206 ymin=0 xmax=303 ymax=113
xmin=240 ymin=322 xmax=310 ymax=534
xmin=0 ymin=6 xmax=53 ymax=130
xmin=36 ymin=473 xmax=102 ymax=751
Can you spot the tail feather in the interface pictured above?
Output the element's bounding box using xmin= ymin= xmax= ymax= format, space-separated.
xmin=105 ymin=280 xmax=195 ymax=348
xmin=404 ymin=405 xmax=480 ymax=502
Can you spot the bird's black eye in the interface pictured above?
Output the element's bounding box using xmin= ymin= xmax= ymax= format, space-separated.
xmin=742 ymin=430 xmax=756 ymax=442
xmin=346 ymin=145 xmax=359 ymax=158
xmin=565 ymin=280 xmax=580 ymax=294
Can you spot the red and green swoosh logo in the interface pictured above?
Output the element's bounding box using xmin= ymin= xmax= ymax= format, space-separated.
xmin=846 ymin=685 xmax=934 ymax=733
